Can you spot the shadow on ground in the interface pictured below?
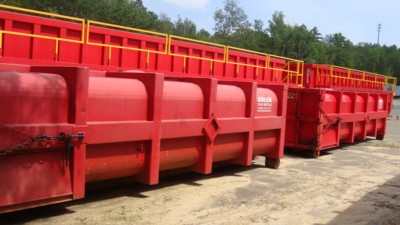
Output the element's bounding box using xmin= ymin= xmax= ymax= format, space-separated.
xmin=319 ymin=174 xmax=400 ymax=225
xmin=0 ymin=163 xmax=264 ymax=224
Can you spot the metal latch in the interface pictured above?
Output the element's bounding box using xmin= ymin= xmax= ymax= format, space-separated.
xmin=33 ymin=132 xmax=85 ymax=165
xmin=319 ymin=107 xmax=341 ymax=134
xmin=0 ymin=124 xmax=84 ymax=162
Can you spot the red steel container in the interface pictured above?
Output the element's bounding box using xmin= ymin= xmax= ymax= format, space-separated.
xmin=0 ymin=64 xmax=287 ymax=213
xmin=285 ymin=87 xmax=392 ymax=157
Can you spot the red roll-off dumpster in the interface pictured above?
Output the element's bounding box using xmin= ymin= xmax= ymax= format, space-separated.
xmin=285 ymin=88 xmax=392 ymax=157
xmin=0 ymin=65 xmax=288 ymax=213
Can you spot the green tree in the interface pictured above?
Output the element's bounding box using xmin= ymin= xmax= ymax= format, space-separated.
xmin=213 ymin=0 xmax=250 ymax=44
xmin=250 ymin=20 xmax=270 ymax=52
xmin=1 ymin=0 xmax=158 ymax=29
xmin=227 ymin=20 xmax=269 ymax=52
xmin=324 ymin=33 xmax=355 ymax=67
xmin=155 ymin=13 xmax=174 ymax=34
xmin=267 ymin=11 xmax=323 ymax=61
xmin=267 ymin=11 xmax=288 ymax=55
xmin=173 ymin=16 xmax=197 ymax=38
xmin=196 ymin=29 xmax=212 ymax=41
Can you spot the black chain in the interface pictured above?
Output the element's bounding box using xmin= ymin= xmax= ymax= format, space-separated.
xmin=0 ymin=124 xmax=34 ymax=157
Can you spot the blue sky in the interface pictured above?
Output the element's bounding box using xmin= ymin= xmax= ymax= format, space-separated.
xmin=142 ymin=0 xmax=400 ymax=46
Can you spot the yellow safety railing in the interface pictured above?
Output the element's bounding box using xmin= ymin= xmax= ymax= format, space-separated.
xmin=273 ymin=54 xmax=304 ymax=87
xmin=0 ymin=4 xmax=305 ymax=86
xmin=168 ymin=35 xmax=226 ymax=72
xmin=225 ymin=46 xmax=269 ymax=77
xmin=0 ymin=4 xmax=85 ymax=56
xmin=86 ymin=20 xmax=168 ymax=66
xmin=1 ymin=4 xmax=395 ymax=91
xmin=330 ymin=65 xmax=383 ymax=87
xmin=315 ymin=64 xmax=397 ymax=94
xmin=385 ymin=76 xmax=398 ymax=95
xmin=225 ymin=46 xmax=304 ymax=86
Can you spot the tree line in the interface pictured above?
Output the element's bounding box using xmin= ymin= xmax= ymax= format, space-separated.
xmin=1 ymin=0 xmax=399 ymax=83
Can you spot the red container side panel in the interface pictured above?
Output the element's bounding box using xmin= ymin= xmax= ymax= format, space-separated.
xmin=165 ymin=39 xmax=225 ymax=77
xmin=0 ymin=11 xmax=84 ymax=62
xmin=285 ymin=87 xmax=391 ymax=157
xmin=0 ymin=64 xmax=288 ymax=213
xmin=0 ymin=66 xmax=89 ymax=213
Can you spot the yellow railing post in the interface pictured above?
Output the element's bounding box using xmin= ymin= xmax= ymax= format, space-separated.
xmin=330 ymin=65 xmax=334 ymax=85
xmin=299 ymin=61 xmax=304 ymax=87
xmin=183 ymin=56 xmax=187 ymax=73
xmin=146 ymin=51 xmax=150 ymax=69
xmin=362 ymin=72 xmax=366 ymax=88
xmin=347 ymin=68 xmax=351 ymax=86
xmin=0 ymin=31 xmax=3 ymax=50
xmin=167 ymin=35 xmax=171 ymax=55
xmin=55 ymin=39 xmax=59 ymax=61
xmin=108 ymin=46 xmax=112 ymax=65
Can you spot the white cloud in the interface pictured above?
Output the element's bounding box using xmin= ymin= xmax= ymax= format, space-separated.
xmin=162 ymin=0 xmax=210 ymax=10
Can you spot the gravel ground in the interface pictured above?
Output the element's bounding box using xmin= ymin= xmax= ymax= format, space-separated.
xmin=1 ymin=100 xmax=400 ymax=225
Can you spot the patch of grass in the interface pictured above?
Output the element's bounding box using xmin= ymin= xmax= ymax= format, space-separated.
xmin=119 ymin=206 xmax=127 ymax=220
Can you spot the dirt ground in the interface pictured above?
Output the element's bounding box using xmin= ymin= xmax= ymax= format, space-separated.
xmin=2 ymin=100 xmax=400 ymax=225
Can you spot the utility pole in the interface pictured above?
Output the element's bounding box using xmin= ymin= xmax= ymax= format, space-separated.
xmin=377 ymin=23 xmax=381 ymax=45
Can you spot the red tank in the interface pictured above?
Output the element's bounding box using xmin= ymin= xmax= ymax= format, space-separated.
xmin=0 ymin=65 xmax=287 ymax=213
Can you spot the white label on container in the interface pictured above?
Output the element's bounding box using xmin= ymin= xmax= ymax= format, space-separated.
xmin=257 ymin=96 xmax=273 ymax=113
xmin=378 ymin=98 xmax=384 ymax=110
xmin=306 ymin=68 xmax=311 ymax=85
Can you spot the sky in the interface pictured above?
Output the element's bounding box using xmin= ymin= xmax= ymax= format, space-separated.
xmin=142 ymin=0 xmax=400 ymax=46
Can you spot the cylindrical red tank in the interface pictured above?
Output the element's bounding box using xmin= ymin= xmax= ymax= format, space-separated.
xmin=0 ymin=71 xmax=69 ymax=151
xmin=378 ymin=96 xmax=385 ymax=111
xmin=88 ymin=77 xmax=148 ymax=121
xmin=354 ymin=95 xmax=365 ymax=113
xmin=253 ymin=88 xmax=279 ymax=155
xmin=323 ymin=93 xmax=337 ymax=114
xmin=367 ymin=95 xmax=376 ymax=112
xmin=85 ymin=76 xmax=149 ymax=182
xmin=354 ymin=95 xmax=366 ymax=137
xmin=213 ymin=84 xmax=247 ymax=162
xmin=0 ymin=71 xmax=69 ymax=124
xmin=340 ymin=94 xmax=352 ymax=141
xmin=86 ymin=81 xmax=280 ymax=182
xmin=376 ymin=96 xmax=386 ymax=132
xmin=86 ymin=79 xmax=207 ymax=182
xmin=0 ymin=67 xmax=287 ymax=213
xmin=341 ymin=94 xmax=352 ymax=113
xmin=366 ymin=95 xmax=376 ymax=134
xmin=159 ymin=81 xmax=204 ymax=171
